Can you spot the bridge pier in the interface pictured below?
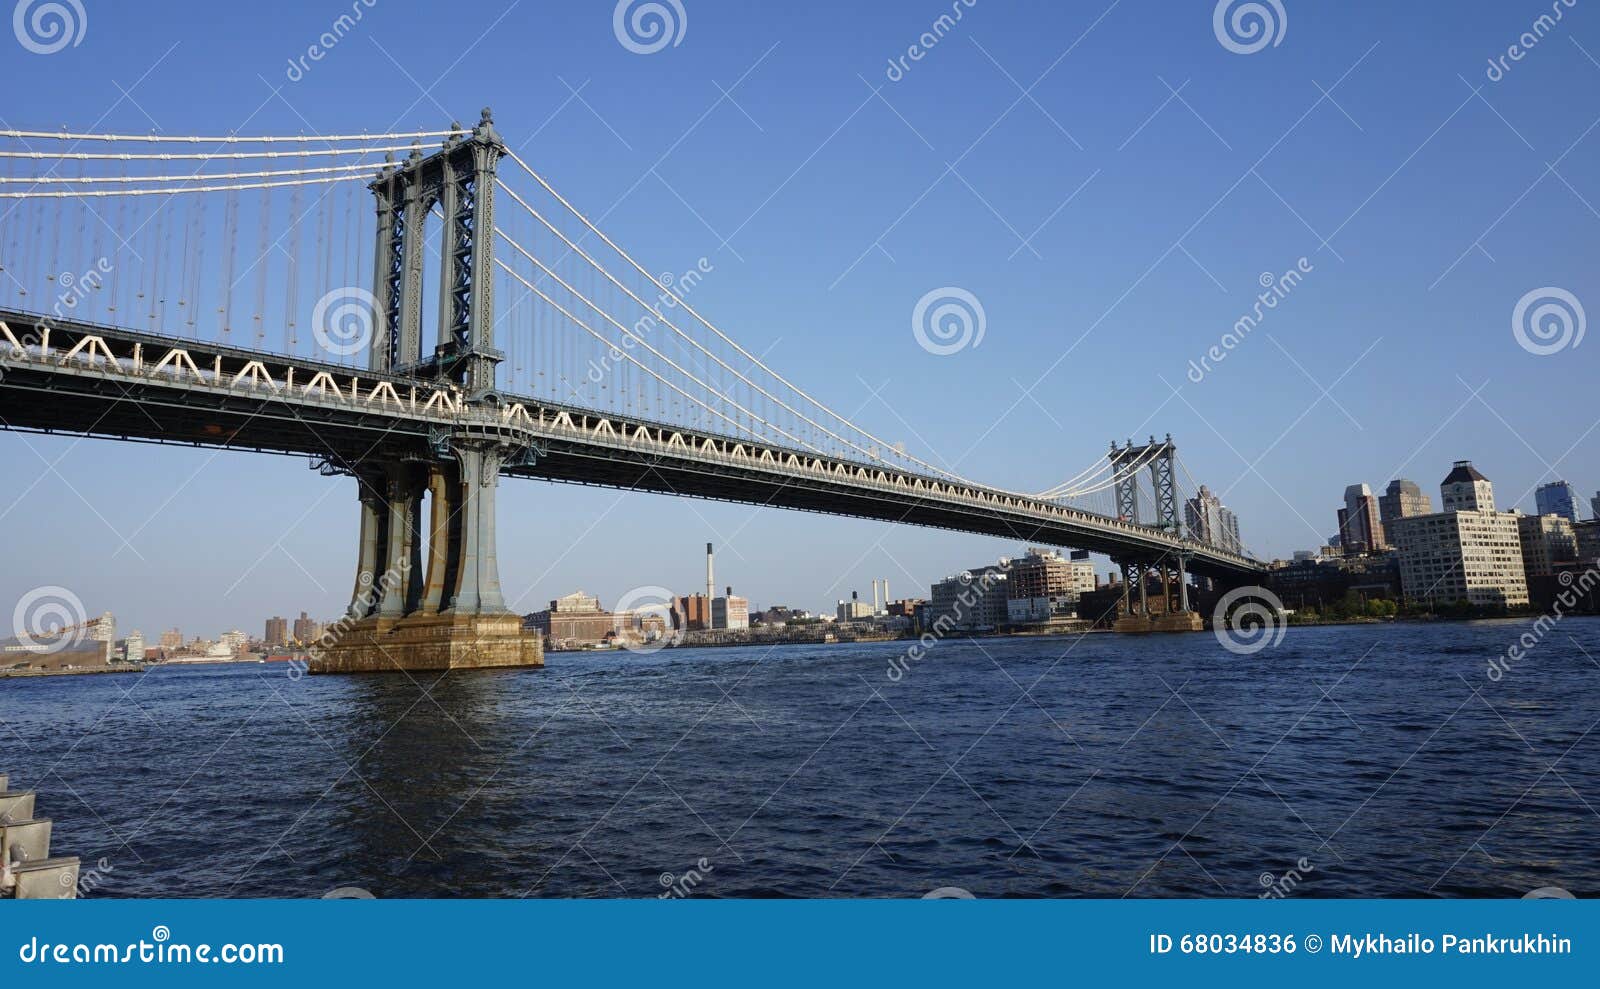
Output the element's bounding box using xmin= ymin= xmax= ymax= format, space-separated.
xmin=1112 ymin=556 xmax=1203 ymax=634
xmin=311 ymin=439 xmax=542 ymax=675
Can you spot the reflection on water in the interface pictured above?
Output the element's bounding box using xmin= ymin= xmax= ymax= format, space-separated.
xmin=3 ymin=618 xmax=1597 ymax=898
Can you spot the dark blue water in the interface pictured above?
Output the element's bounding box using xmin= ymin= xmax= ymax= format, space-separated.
xmin=3 ymin=619 xmax=1597 ymax=898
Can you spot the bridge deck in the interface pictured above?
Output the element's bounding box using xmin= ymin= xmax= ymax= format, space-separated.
xmin=0 ymin=309 xmax=1263 ymax=578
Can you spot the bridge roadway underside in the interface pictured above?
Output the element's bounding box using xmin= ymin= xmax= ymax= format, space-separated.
xmin=0 ymin=371 xmax=1254 ymax=585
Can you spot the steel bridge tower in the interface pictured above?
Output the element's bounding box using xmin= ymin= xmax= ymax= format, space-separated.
xmin=1107 ymin=435 xmax=1200 ymax=634
xmin=314 ymin=109 xmax=543 ymax=674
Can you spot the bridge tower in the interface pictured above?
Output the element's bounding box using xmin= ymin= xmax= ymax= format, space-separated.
xmin=1108 ymin=436 xmax=1201 ymax=634
xmin=313 ymin=109 xmax=542 ymax=674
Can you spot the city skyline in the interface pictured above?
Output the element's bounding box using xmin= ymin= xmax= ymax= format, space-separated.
xmin=1 ymin=1 xmax=1595 ymax=636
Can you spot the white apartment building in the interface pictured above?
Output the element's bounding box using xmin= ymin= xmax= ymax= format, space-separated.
xmin=1390 ymin=511 xmax=1529 ymax=608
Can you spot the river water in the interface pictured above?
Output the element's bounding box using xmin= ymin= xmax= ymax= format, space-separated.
xmin=2 ymin=619 xmax=1596 ymax=898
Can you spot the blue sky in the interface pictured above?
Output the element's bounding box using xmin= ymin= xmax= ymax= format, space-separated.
xmin=1 ymin=0 xmax=1596 ymax=637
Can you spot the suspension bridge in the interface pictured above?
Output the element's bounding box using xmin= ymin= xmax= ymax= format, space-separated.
xmin=0 ymin=109 xmax=1262 ymax=672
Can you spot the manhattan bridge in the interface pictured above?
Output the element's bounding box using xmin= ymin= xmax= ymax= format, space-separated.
xmin=0 ymin=110 xmax=1263 ymax=672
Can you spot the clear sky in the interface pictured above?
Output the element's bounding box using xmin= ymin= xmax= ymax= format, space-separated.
xmin=1 ymin=0 xmax=1596 ymax=638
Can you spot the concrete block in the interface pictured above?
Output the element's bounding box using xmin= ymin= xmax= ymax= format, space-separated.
xmin=11 ymin=857 xmax=79 ymax=899
xmin=310 ymin=612 xmax=543 ymax=674
xmin=0 ymin=791 xmax=36 ymax=823
xmin=1 ymin=818 xmax=52 ymax=866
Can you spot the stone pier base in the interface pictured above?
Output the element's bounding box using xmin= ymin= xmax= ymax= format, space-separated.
xmin=309 ymin=612 xmax=544 ymax=675
xmin=1113 ymin=611 xmax=1205 ymax=634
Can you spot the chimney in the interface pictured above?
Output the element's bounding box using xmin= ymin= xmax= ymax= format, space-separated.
xmin=706 ymin=542 xmax=714 ymax=604
xmin=872 ymin=579 xmax=881 ymax=613
xmin=883 ymin=578 xmax=890 ymax=608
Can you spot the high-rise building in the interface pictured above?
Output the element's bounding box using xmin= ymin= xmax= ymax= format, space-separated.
xmin=1578 ymin=521 xmax=1600 ymax=565
xmin=220 ymin=630 xmax=249 ymax=655
xmin=1378 ymin=479 xmax=1431 ymax=531
xmin=1390 ymin=510 xmax=1529 ymax=608
xmin=1592 ymin=491 xmax=1600 ymax=522
xmin=1440 ymin=461 xmax=1494 ymax=513
xmin=1005 ymin=548 xmax=1096 ymax=623
xmin=292 ymin=611 xmax=319 ymax=644
xmin=1185 ymin=485 xmax=1243 ymax=553
xmin=1517 ymin=514 xmax=1579 ymax=580
xmin=1337 ymin=483 xmax=1386 ymax=555
xmin=1535 ymin=481 xmax=1579 ymax=522
xmin=159 ymin=628 xmax=183 ymax=652
xmin=264 ymin=616 xmax=288 ymax=647
xmin=123 ymin=630 xmax=145 ymax=665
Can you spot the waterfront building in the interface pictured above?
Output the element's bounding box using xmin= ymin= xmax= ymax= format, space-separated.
xmin=1577 ymin=521 xmax=1600 ymax=566
xmin=836 ymin=593 xmax=875 ymax=622
xmin=675 ymin=594 xmax=711 ymax=631
xmin=525 ymin=591 xmax=620 ymax=649
xmin=264 ymin=616 xmax=288 ymax=647
xmin=712 ymin=587 xmax=750 ymax=630
xmin=1517 ymin=514 xmax=1579 ymax=580
xmin=1389 ymin=510 xmax=1529 ymax=608
xmin=219 ymin=630 xmax=248 ymax=655
xmin=1593 ymin=491 xmax=1600 ymax=522
xmin=1440 ymin=461 xmax=1495 ymax=512
xmin=927 ymin=564 xmax=1010 ymax=631
xmin=1336 ymin=483 xmax=1386 ymax=555
xmin=122 ymin=630 xmax=144 ymax=665
xmin=1005 ymin=548 xmax=1095 ymax=623
xmin=1378 ymin=479 xmax=1431 ymax=532
xmin=158 ymin=628 xmax=183 ymax=652
xmin=1535 ymin=481 xmax=1579 ymax=523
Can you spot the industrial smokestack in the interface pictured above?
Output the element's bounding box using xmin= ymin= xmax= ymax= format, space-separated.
xmin=872 ymin=580 xmax=881 ymax=613
xmin=883 ymin=579 xmax=890 ymax=609
xmin=706 ymin=543 xmax=715 ymax=603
